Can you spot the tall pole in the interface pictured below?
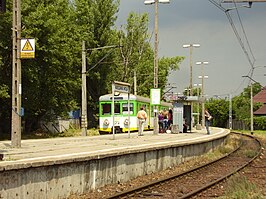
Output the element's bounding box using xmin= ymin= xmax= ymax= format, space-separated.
xmin=154 ymin=0 xmax=159 ymax=89
xmin=242 ymin=75 xmax=258 ymax=135
xmin=11 ymin=0 xmax=22 ymax=148
xmin=189 ymin=47 xmax=193 ymax=96
xmin=145 ymin=0 xmax=169 ymax=134
xmin=201 ymin=64 xmax=205 ymax=128
xmin=194 ymin=84 xmax=201 ymax=125
xmin=196 ymin=61 xmax=208 ymax=128
xmin=189 ymin=47 xmax=193 ymax=130
xmin=183 ymin=44 xmax=200 ymax=130
xmin=81 ymin=41 xmax=87 ymax=136
xmin=134 ymin=70 xmax=137 ymax=95
xmin=197 ymin=86 xmax=200 ymax=125
xmin=153 ymin=0 xmax=159 ymax=134
xmin=250 ymin=83 xmax=254 ymax=134
xmin=229 ymin=93 xmax=232 ymax=130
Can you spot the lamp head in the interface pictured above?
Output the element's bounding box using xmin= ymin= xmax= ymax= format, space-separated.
xmin=144 ymin=0 xmax=155 ymax=5
xmin=159 ymin=0 xmax=170 ymax=3
xmin=144 ymin=0 xmax=170 ymax=5
xmin=183 ymin=44 xmax=200 ymax=48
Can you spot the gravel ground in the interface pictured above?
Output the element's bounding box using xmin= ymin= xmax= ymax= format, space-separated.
xmin=240 ymin=137 xmax=266 ymax=196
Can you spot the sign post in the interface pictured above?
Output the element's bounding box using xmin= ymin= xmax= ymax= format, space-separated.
xmin=112 ymin=81 xmax=131 ymax=139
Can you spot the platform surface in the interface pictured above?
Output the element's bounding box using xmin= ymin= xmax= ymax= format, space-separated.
xmin=0 ymin=127 xmax=230 ymax=168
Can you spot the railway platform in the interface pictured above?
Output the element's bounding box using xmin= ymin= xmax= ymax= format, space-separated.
xmin=0 ymin=127 xmax=229 ymax=168
xmin=0 ymin=127 xmax=230 ymax=199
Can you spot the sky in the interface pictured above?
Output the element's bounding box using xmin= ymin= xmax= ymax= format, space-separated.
xmin=116 ymin=0 xmax=266 ymax=98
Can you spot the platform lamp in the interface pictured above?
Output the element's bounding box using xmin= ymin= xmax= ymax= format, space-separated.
xmin=183 ymin=44 xmax=200 ymax=130
xmin=182 ymin=44 xmax=200 ymax=97
xmin=144 ymin=0 xmax=170 ymax=134
xmin=194 ymin=83 xmax=202 ymax=127
xmin=196 ymin=61 xmax=209 ymax=128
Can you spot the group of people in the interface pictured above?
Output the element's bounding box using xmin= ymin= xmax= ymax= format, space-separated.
xmin=137 ymin=106 xmax=212 ymax=136
xmin=158 ymin=109 xmax=173 ymax=133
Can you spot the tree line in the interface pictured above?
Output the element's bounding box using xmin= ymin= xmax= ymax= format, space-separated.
xmin=203 ymin=82 xmax=266 ymax=130
xmin=0 ymin=0 xmax=183 ymax=135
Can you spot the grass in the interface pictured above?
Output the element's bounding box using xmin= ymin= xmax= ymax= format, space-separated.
xmin=238 ymin=130 xmax=266 ymax=138
xmin=219 ymin=174 xmax=264 ymax=199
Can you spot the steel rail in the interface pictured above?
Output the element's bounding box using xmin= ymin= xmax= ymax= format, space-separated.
xmin=106 ymin=132 xmax=262 ymax=199
xmin=179 ymin=132 xmax=263 ymax=199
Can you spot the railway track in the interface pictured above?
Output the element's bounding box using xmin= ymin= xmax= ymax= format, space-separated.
xmin=106 ymin=132 xmax=262 ymax=199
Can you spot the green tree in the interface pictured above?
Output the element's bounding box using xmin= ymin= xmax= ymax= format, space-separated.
xmin=0 ymin=85 xmax=9 ymax=99
xmin=115 ymin=12 xmax=184 ymax=97
xmin=74 ymin=0 xmax=120 ymax=126
xmin=20 ymin=0 xmax=82 ymax=132
xmin=205 ymin=98 xmax=229 ymax=128
xmin=0 ymin=0 xmax=12 ymax=135
xmin=233 ymin=82 xmax=262 ymax=120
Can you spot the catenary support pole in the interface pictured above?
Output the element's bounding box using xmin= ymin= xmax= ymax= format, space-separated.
xmin=11 ymin=0 xmax=22 ymax=147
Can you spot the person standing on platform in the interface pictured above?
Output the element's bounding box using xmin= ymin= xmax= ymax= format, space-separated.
xmin=162 ymin=109 xmax=168 ymax=132
xmin=204 ymin=109 xmax=212 ymax=135
xmin=167 ymin=109 xmax=173 ymax=130
xmin=158 ymin=111 xmax=164 ymax=133
xmin=137 ymin=107 xmax=147 ymax=136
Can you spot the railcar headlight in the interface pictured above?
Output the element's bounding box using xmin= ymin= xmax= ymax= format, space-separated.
xmin=103 ymin=119 xmax=109 ymax=126
xmin=124 ymin=119 xmax=129 ymax=125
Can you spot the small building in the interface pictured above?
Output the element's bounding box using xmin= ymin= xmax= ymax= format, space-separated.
xmin=254 ymin=86 xmax=266 ymax=116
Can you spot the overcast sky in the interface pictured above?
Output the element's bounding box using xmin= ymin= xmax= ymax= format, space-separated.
xmin=116 ymin=0 xmax=266 ymax=98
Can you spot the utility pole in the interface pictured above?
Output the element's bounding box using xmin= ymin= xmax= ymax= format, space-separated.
xmin=81 ymin=41 xmax=87 ymax=136
xmin=153 ymin=0 xmax=159 ymax=134
xmin=134 ymin=70 xmax=137 ymax=95
xmin=229 ymin=93 xmax=232 ymax=130
xmin=242 ymin=75 xmax=257 ymax=135
xmin=81 ymin=43 xmax=121 ymax=136
xmin=250 ymin=82 xmax=254 ymax=134
xmin=144 ymin=0 xmax=170 ymax=134
xmin=11 ymin=0 xmax=22 ymax=147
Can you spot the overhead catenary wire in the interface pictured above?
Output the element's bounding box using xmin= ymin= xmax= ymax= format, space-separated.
xmin=232 ymin=0 xmax=256 ymax=64
xmin=208 ymin=0 xmax=257 ymax=95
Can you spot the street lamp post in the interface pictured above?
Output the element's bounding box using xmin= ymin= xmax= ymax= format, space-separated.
xmin=182 ymin=44 xmax=200 ymax=96
xmin=196 ymin=61 xmax=209 ymax=128
xmin=194 ymin=83 xmax=202 ymax=126
xmin=144 ymin=0 xmax=170 ymax=134
xmin=183 ymin=44 xmax=200 ymax=130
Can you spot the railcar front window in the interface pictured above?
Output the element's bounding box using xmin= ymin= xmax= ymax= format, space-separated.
xmin=102 ymin=104 xmax=111 ymax=115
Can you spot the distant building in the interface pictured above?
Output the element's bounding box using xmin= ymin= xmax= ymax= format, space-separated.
xmin=253 ymin=86 xmax=266 ymax=116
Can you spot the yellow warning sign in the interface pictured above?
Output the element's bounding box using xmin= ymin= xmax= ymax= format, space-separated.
xmin=21 ymin=38 xmax=35 ymax=59
xmin=22 ymin=40 xmax=33 ymax=51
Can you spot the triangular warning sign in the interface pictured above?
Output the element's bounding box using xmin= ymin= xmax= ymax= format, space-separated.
xmin=22 ymin=40 xmax=33 ymax=51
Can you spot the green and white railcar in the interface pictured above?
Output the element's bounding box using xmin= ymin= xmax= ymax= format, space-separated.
xmin=99 ymin=93 xmax=172 ymax=133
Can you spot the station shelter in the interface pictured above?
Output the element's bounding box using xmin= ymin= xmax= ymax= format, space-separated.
xmin=170 ymin=95 xmax=201 ymax=133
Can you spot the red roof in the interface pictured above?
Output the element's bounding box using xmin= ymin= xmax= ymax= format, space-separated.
xmin=254 ymin=87 xmax=266 ymax=103
xmin=254 ymin=105 xmax=266 ymax=115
